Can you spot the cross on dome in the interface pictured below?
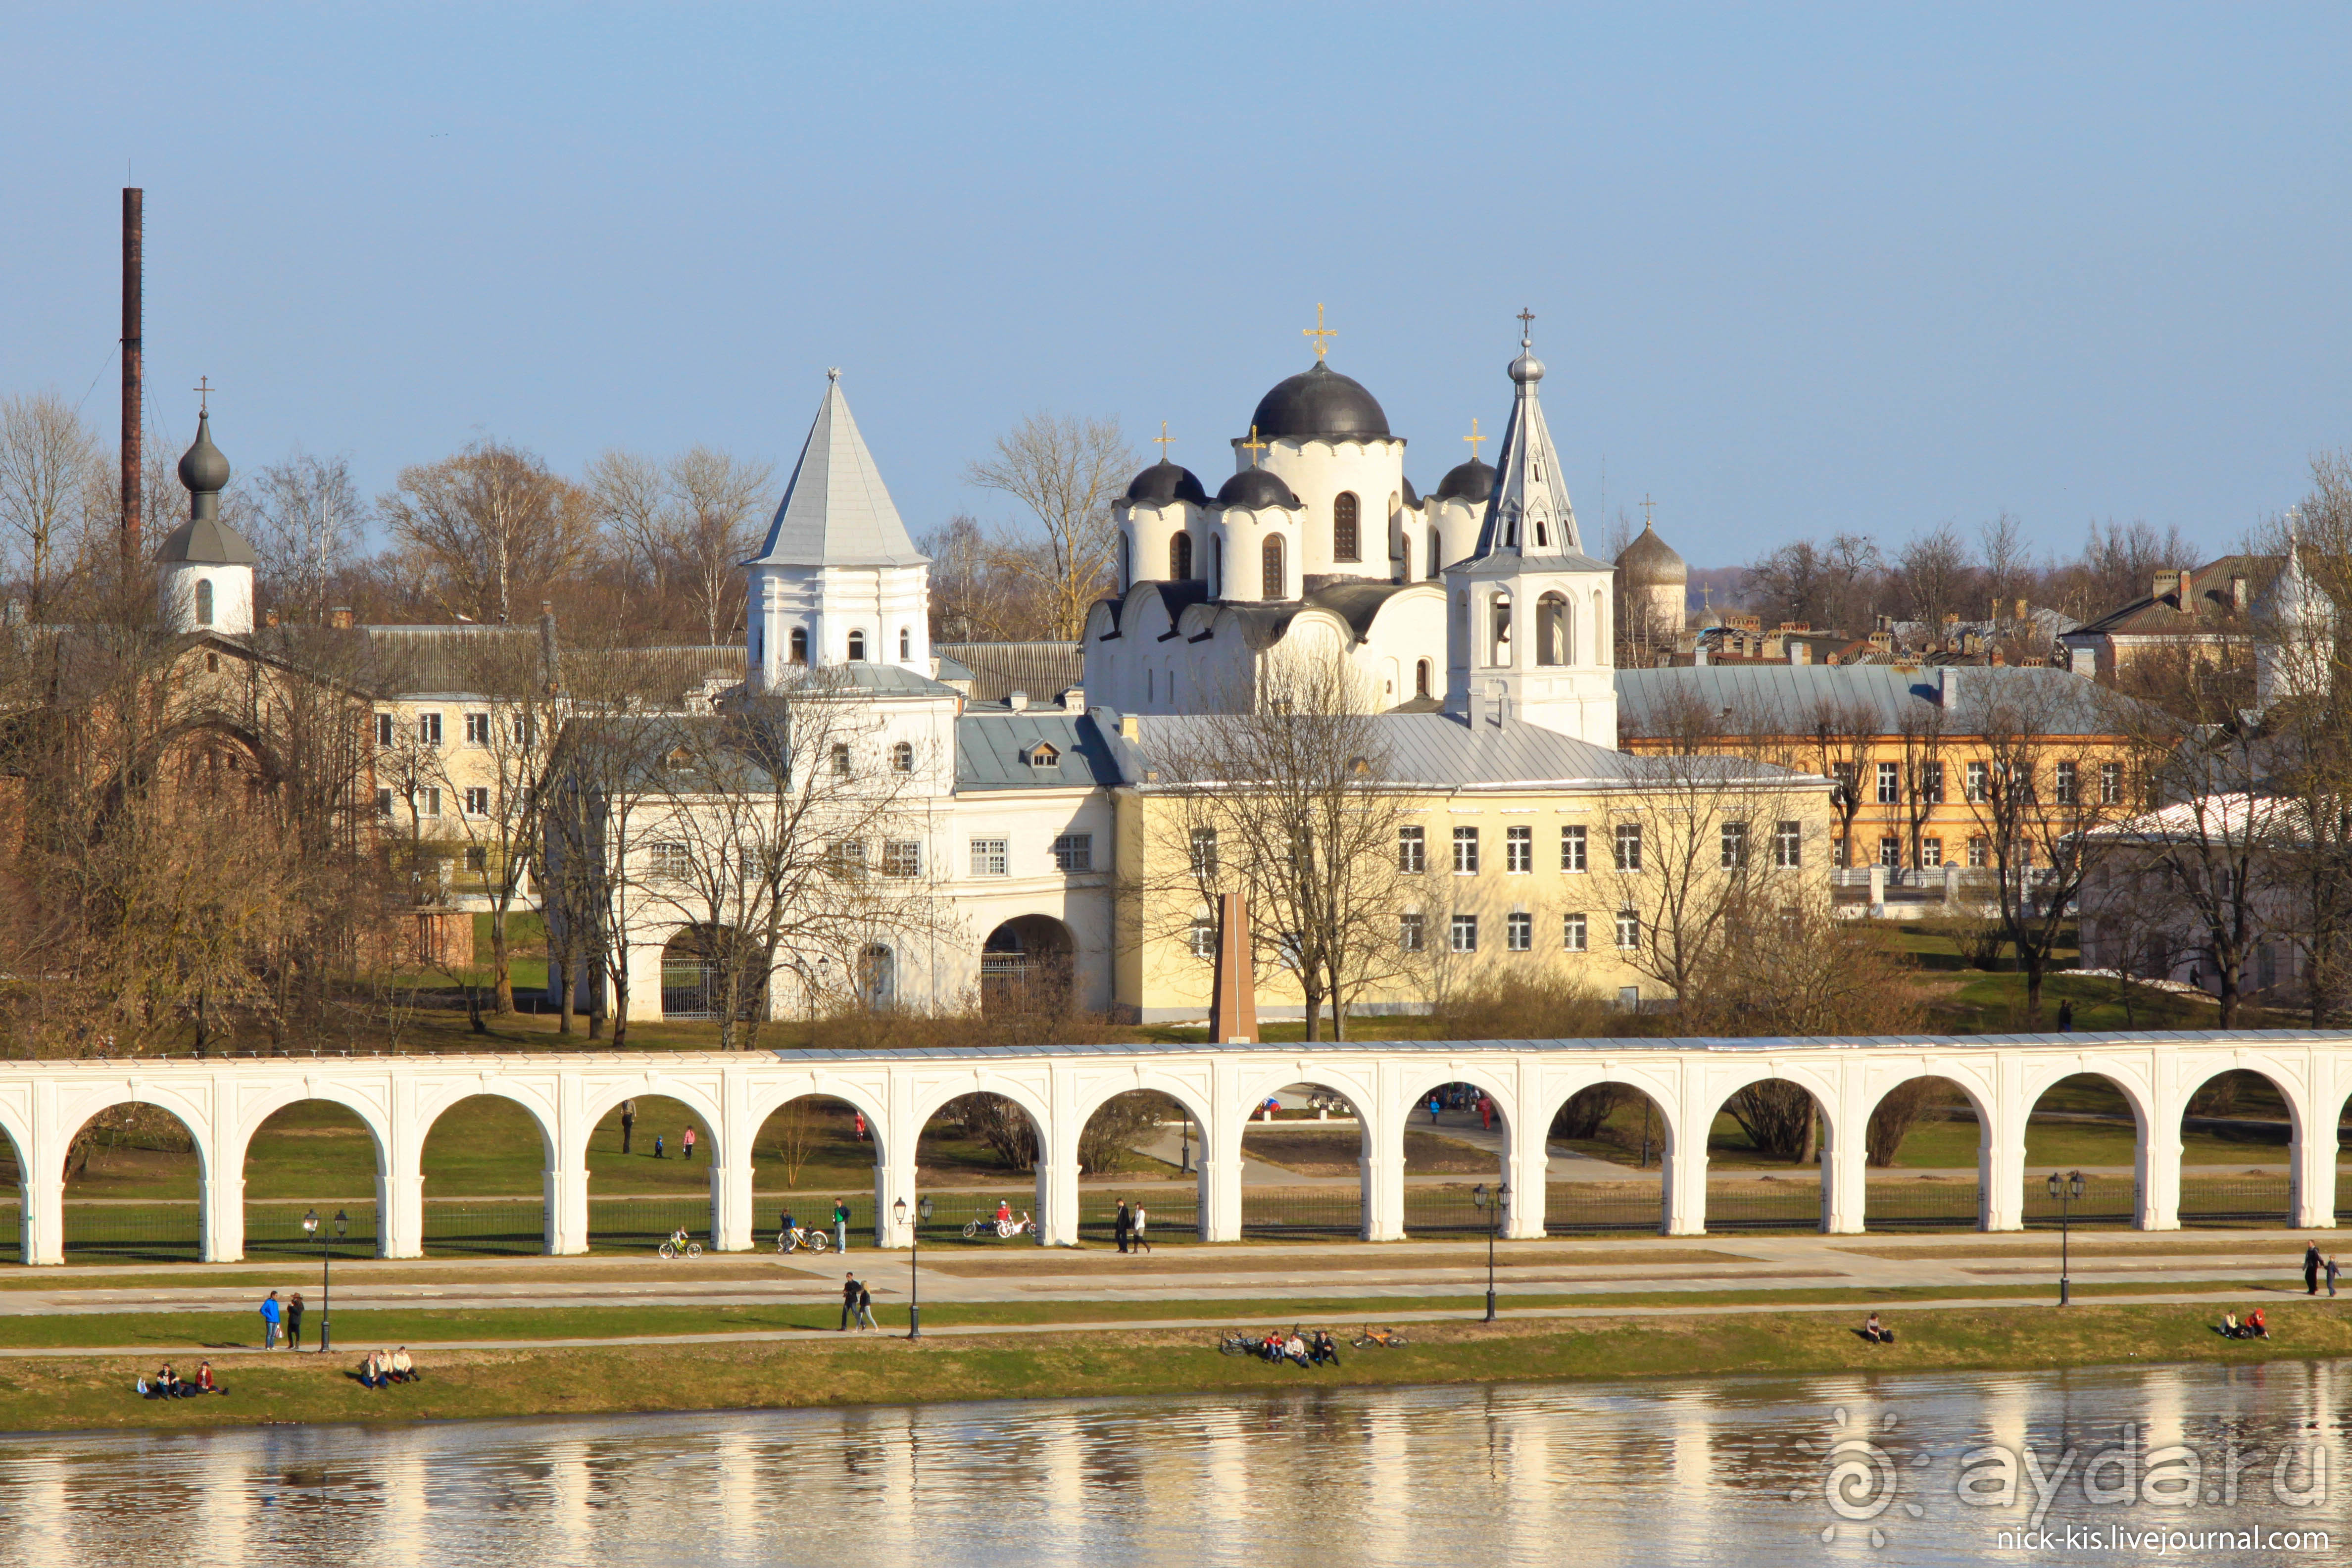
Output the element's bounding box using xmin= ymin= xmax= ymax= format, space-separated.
xmin=1302 ymin=303 xmax=1336 ymax=361
xmin=1155 ymin=421 xmax=1175 ymax=458
xmin=1465 ymin=418 xmax=1486 ymax=459
xmin=193 ymin=376 xmax=214 ymax=414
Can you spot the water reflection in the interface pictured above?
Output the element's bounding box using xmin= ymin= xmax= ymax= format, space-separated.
xmin=0 ymin=1362 xmax=2345 ymax=1567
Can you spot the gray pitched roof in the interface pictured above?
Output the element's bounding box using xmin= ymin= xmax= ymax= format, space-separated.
xmin=746 ymin=377 xmax=928 ymax=569
xmin=934 ymin=641 xmax=1085 ymax=703
xmin=956 ymin=712 xmax=1122 ymax=789
xmin=1615 ymin=663 xmax=2124 ymax=737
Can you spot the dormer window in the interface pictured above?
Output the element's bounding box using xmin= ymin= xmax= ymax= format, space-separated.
xmin=1026 ymin=743 xmax=1060 ymax=769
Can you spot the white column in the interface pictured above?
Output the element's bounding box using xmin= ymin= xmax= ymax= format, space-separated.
xmin=21 ymin=1176 xmax=62 ymax=1266
xmin=1820 ymin=1097 xmax=1866 ymax=1236
xmin=199 ymin=1099 xmax=242 ymax=1263
xmin=1503 ymin=1100 xmax=1548 ymax=1240
xmin=1201 ymin=1116 xmax=1242 ymax=1242
xmin=380 ymin=1078 xmax=425 ymax=1259
xmin=546 ymin=1165 xmax=590 ymax=1255
xmin=624 ymin=936 xmax=665 ymax=1024
xmin=877 ymin=1083 xmax=918 ymax=1249
xmin=1665 ymin=1072 xmax=1709 ymax=1235
xmin=2138 ymin=1092 xmax=2180 ymax=1231
xmin=1981 ymin=1084 xmax=2025 ymax=1232
xmin=2291 ymin=1100 xmax=2338 ymax=1230
xmin=1364 ymin=1104 xmax=1406 ymax=1241
xmin=711 ymin=1069 xmax=755 ymax=1251
xmin=1035 ymin=1157 xmax=1079 ymax=1246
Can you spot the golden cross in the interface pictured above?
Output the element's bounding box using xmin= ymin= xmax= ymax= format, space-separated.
xmin=1155 ymin=421 xmax=1175 ymax=460
xmin=1302 ymin=302 xmax=1336 ymax=361
xmin=1517 ymin=306 xmax=1536 ymax=341
xmin=1240 ymin=424 xmax=1269 ymax=467
xmin=1641 ymin=493 xmax=1655 ymax=527
xmin=1464 ymin=418 xmax=1486 ymax=460
xmin=194 ymin=376 xmax=213 ymax=413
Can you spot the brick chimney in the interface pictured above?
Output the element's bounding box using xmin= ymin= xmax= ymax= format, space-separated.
xmin=329 ymin=606 xmax=354 ymax=630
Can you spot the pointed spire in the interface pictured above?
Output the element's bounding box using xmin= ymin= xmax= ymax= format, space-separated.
xmin=747 ymin=375 xmax=927 ymax=569
xmin=1470 ymin=312 xmax=1581 ymax=561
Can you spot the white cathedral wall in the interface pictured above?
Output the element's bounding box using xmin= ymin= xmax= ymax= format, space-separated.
xmin=1429 ymin=497 xmax=1484 ymax=575
xmin=1120 ymin=499 xmax=1201 ymax=588
xmin=1257 ymin=438 xmax=1408 ymax=582
xmin=751 ymin=563 xmax=931 ymax=689
xmin=159 ymin=562 xmax=254 ymax=636
xmin=1214 ymin=505 xmax=1304 ymax=601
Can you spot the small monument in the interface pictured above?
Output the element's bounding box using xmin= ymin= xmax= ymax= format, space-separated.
xmin=1207 ymin=891 xmax=1258 ymax=1045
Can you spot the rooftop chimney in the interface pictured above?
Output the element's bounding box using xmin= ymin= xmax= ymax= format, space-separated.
xmin=1007 ymin=689 xmax=1028 ymax=712
xmin=2231 ymin=575 xmax=2249 ymax=612
xmin=328 ymin=606 xmax=353 ymax=630
xmin=1061 ymin=686 xmax=1086 ymax=716
xmin=120 ymin=187 xmax=142 ymax=562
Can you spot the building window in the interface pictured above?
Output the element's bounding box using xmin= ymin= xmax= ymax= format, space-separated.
xmin=969 ymin=838 xmax=1008 ymax=877
xmin=193 ymin=578 xmax=214 ymax=625
xmin=1615 ymin=910 xmax=1640 ymax=950
xmin=882 ymin=841 xmax=923 ymax=878
xmin=900 ymin=628 xmax=912 ymax=659
xmin=1832 ymin=762 xmax=1856 ymax=802
xmin=1399 ymin=913 xmax=1425 ymax=953
xmin=892 ymin=741 xmax=914 ymax=772
xmin=1772 ymin=820 xmax=1802 ymax=869
xmin=789 ymin=628 xmax=808 ymax=665
xmin=1211 ymin=537 xmax=1223 ymax=597
xmin=847 ymin=630 xmax=867 ymax=660
xmin=1189 ymin=828 xmax=1219 ymax=876
xmin=827 ymin=840 xmax=868 ymax=880
xmin=1398 ymin=825 xmax=1425 ymax=873
xmin=2100 ymin=762 xmax=2123 ymax=804
xmin=1262 ymin=535 xmax=1285 ymax=599
xmin=374 ymin=787 xmax=393 ymax=817
xmin=1027 ymin=743 xmax=1060 ymax=769
xmin=375 ymin=713 xmax=394 ymax=747
xmin=1506 ymin=911 xmax=1532 ymax=951
xmin=1506 ymin=825 xmax=1532 ymax=873
xmin=1879 ymin=835 xmax=1902 ymax=867
xmin=1332 ymin=492 xmax=1360 ymax=562
xmin=1171 ymin=533 xmax=1193 ymax=580
xmin=1720 ymin=821 xmax=1748 ymax=869
xmin=649 ymin=841 xmax=690 ymax=879
xmin=418 ymin=712 xmax=443 ymax=747
xmin=1833 ymin=835 xmax=1849 ymax=869
xmin=1190 ymin=918 xmax=1217 ymax=959
xmin=1921 ymin=761 xmax=1945 ymax=803
xmin=1415 ymin=658 xmax=1432 ymax=699
xmin=417 ymin=786 xmax=441 ymax=818
xmin=1876 ymin=762 xmax=1900 ymax=804
xmin=1561 ymin=824 xmax=1588 ymax=872
xmin=2054 ymin=760 xmax=2078 ymax=805
xmin=1563 ymin=912 xmax=1588 ymax=951
xmin=1450 ymin=913 xmax=1478 ymax=953
xmin=1053 ymin=833 xmax=1093 ymax=872
xmin=1453 ymin=826 xmax=1480 ymax=874
xmin=1965 ymin=761 xmax=1988 ymax=803
xmin=464 ymin=787 xmax=490 ymax=817
xmin=1613 ymin=824 xmax=1642 ymax=873
xmin=465 ymin=712 xmax=491 ymax=747
xmin=463 ymin=846 xmax=487 ymax=873
xmin=1966 ymin=836 xmax=1989 ymax=869
xmin=1920 ymin=836 xmax=1943 ymax=868
xmin=831 ymin=743 xmax=851 ymax=777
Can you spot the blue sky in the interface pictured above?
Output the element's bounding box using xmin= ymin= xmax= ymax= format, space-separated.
xmin=4 ymin=4 xmax=2349 ymax=569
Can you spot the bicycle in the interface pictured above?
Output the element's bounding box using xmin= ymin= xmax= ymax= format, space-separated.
xmin=775 ymin=1226 xmax=831 ymax=1255
xmin=1217 ymin=1331 xmax=1260 ymax=1357
xmin=657 ymin=1227 xmax=703 ymax=1260
xmin=962 ymin=1210 xmax=1038 ymax=1240
xmin=1350 ymin=1325 xmax=1408 ymax=1349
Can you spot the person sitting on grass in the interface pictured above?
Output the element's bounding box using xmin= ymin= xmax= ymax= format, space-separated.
xmin=1284 ymin=1331 xmax=1311 ymax=1367
xmin=1862 ymin=1313 xmax=1893 ymax=1344
xmin=391 ymin=1347 xmax=417 ymax=1383
xmin=2246 ymin=1308 xmax=2269 ymax=1339
xmin=1261 ymin=1330 xmax=1285 ymax=1362
xmin=195 ymin=1361 xmax=220 ymax=1395
xmin=1309 ymin=1330 xmax=1340 ymax=1367
xmin=2219 ymin=1311 xmax=2242 ymax=1338
xmin=358 ymin=1351 xmax=384 ymax=1389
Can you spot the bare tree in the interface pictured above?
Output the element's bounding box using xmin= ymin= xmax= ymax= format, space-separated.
xmin=0 ymin=392 xmax=103 ymax=618
xmin=1894 ymin=522 xmax=1971 ymax=633
xmin=583 ymin=448 xmax=672 ymax=601
xmin=966 ymin=412 xmax=1134 ymax=641
xmin=381 ymin=440 xmax=595 ymax=624
xmin=247 ymin=450 xmax=365 ymax=623
xmin=667 ymin=446 xmax=774 ymax=646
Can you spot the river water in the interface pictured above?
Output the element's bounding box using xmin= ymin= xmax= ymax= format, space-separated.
xmin=0 ymin=1360 xmax=2344 ymax=1567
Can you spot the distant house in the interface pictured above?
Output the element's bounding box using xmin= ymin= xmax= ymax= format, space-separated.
xmin=2060 ymin=555 xmax=2284 ymax=680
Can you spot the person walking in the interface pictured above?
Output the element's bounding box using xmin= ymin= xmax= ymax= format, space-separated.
xmin=683 ymin=1125 xmax=696 ymax=1164
xmin=2057 ymin=1000 xmax=2074 ymax=1032
xmin=1477 ymin=1094 xmax=1493 ymax=1132
xmin=620 ymin=1098 xmax=637 ymax=1154
xmin=2328 ymin=1256 xmax=2341 ymax=1297
xmin=1427 ymin=1094 xmax=1442 ymax=1127
xmin=1132 ymin=1201 xmax=1151 ymax=1254
xmin=654 ymin=1133 xmax=666 ymax=1160
xmin=840 ymin=1273 xmax=861 ymax=1331
xmin=853 ymin=1111 xmax=867 ymax=1142
xmin=855 ymin=1278 xmax=877 ymax=1331
xmin=259 ymin=1290 xmax=283 ymax=1350
xmin=1113 ymin=1200 xmax=1131 ymax=1254
xmin=833 ymin=1198 xmax=850 ymax=1254
xmin=2307 ymin=1240 xmax=2325 ymax=1296
xmin=286 ymin=1291 xmax=305 ymax=1351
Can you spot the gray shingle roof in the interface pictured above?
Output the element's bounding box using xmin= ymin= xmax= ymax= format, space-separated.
xmin=956 ymin=713 xmax=1121 ymax=789
xmin=746 ymin=378 xmax=927 ymax=569
xmin=934 ymin=641 xmax=1085 ymax=704
xmin=1615 ymin=663 xmax=2123 ymax=738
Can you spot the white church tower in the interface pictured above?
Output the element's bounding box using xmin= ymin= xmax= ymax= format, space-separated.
xmin=1442 ymin=318 xmax=1618 ymax=747
xmin=744 ymin=371 xmax=931 ymax=691
xmin=157 ymin=407 xmax=256 ymax=637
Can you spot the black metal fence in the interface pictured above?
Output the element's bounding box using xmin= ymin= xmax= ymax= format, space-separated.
xmin=1242 ymin=1189 xmax=1365 ymax=1238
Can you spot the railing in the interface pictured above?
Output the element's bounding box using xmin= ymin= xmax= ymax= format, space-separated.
xmin=1242 ymin=1189 xmax=1365 ymax=1238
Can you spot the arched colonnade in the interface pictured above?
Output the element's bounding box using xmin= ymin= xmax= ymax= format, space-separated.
xmin=0 ymin=1031 xmax=2344 ymax=1262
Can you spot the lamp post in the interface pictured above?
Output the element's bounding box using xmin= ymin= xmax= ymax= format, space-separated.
xmin=1472 ymin=1181 xmax=1507 ymax=1323
xmin=1179 ymin=1112 xmax=1191 ymax=1175
xmin=895 ymin=1194 xmax=933 ymax=1339
xmin=301 ymin=1208 xmax=349 ymax=1352
xmin=2047 ymin=1170 xmax=2084 ymax=1305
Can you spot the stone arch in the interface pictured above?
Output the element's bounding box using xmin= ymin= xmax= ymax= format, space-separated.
xmin=1393 ymin=1070 xmax=1521 ymax=1236
xmin=2018 ymin=1066 xmax=2153 ymax=1230
xmin=581 ymin=1080 xmax=724 ymax=1168
xmin=1536 ymin=592 xmax=1570 ymax=666
xmin=1538 ymin=1074 xmax=1681 ymax=1234
xmin=415 ymin=1086 xmax=559 ymax=1255
xmin=236 ymin=1091 xmax=390 ymax=1261
xmin=1855 ymin=1071 xmax=1996 ymax=1231
xmin=1230 ymin=1075 xmax=1372 ymax=1239
xmin=56 ymin=1090 xmax=212 ymax=1263
xmin=2177 ymin=1062 xmax=2300 ymax=1225
xmin=1486 ymin=590 xmax=1513 ymax=667
xmin=1070 ymin=1074 xmax=1215 ymax=1245
xmin=980 ymin=914 xmax=1075 ymax=1015
xmin=662 ymin=924 xmax=767 ymax=1021
xmin=1704 ymin=1069 xmax=1841 ymax=1232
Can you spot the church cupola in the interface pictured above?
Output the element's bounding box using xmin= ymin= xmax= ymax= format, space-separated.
xmin=157 ymin=403 xmax=256 ymax=636
xmin=1117 ymin=430 xmax=1210 ymax=588
xmin=744 ymin=371 xmax=932 ymax=690
xmin=1442 ymin=313 xmax=1618 ymax=747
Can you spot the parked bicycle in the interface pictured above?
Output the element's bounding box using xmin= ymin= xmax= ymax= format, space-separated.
xmin=962 ymin=1209 xmax=1038 ymax=1240
xmin=657 ymin=1227 xmax=703 ymax=1260
xmin=1350 ymin=1325 xmax=1408 ymax=1349
xmin=775 ymin=1225 xmax=832 ymax=1255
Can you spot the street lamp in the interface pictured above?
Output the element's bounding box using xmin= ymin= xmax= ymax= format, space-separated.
xmin=1472 ymin=1181 xmax=1508 ymax=1323
xmin=301 ymin=1208 xmax=349 ymax=1352
xmin=2046 ymin=1170 xmax=2085 ymax=1306
xmin=1179 ymin=1112 xmax=1192 ymax=1175
xmin=895 ymin=1194 xmax=933 ymax=1339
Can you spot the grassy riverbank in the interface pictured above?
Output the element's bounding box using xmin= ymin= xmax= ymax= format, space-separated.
xmin=7 ymin=1298 xmax=2349 ymax=1436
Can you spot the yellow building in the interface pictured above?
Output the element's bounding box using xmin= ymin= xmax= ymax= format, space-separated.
xmin=1110 ymin=710 xmax=1834 ymax=1022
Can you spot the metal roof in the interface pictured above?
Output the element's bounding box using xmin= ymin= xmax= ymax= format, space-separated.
xmin=746 ymin=377 xmax=928 ymax=570
xmin=1616 ymin=663 xmax=2123 ymax=737
xmin=934 ymin=641 xmax=1085 ymax=703
xmin=955 ymin=712 xmax=1122 ymax=790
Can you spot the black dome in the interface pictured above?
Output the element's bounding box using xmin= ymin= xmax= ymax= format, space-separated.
xmin=1216 ymin=467 xmax=1300 ymax=509
xmin=1248 ymin=362 xmax=1391 ymax=441
xmin=1436 ymin=457 xmax=1496 ymax=504
xmin=1400 ymin=474 xmax=1420 ymax=508
xmin=177 ymin=411 xmax=231 ymax=494
xmin=1124 ymin=460 xmax=1209 ymax=507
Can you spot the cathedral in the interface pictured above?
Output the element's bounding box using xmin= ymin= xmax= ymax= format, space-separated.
xmin=1083 ymin=319 xmax=1621 ymax=750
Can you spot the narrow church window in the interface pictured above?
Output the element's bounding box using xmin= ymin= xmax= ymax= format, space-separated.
xmin=1332 ymin=492 xmax=1360 ymax=562
xmin=1415 ymin=659 xmax=1432 ymax=699
xmin=1488 ymin=594 xmax=1513 ymax=667
xmin=1120 ymin=534 xmax=1131 ymax=587
xmin=1262 ymin=535 xmax=1285 ymax=600
xmin=789 ymin=628 xmax=808 ymax=665
xmin=900 ymin=628 xmax=911 ymax=659
xmin=195 ymin=579 xmax=214 ymax=626
xmin=1427 ymin=529 xmax=1442 ymax=579
xmin=892 ymin=741 xmax=914 ymax=772
xmin=848 ymin=630 xmax=866 ymax=660
xmin=1171 ymin=533 xmax=1192 ymax=580
xmin=1537 ymin=592 xmax=1569 ymax=666
xmin=1211 ymin=538 xmax=1223 ymax=597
